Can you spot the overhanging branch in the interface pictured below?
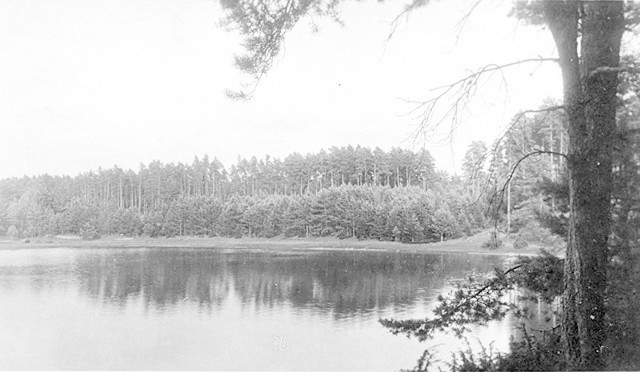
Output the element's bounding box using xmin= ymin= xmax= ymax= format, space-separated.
xmin=464 ymin=105 xmax=565 ymax=209
xmin=380 ymin=263 xmax=524 ymax=341
xmin=487 ymin=150 xmax=567 ymax=217
xmin=404 ymin=57 xmax=560 ymax=142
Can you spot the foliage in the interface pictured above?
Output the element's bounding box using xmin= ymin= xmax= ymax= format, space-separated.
xmin=380 ymin=263 xmax=523 ymax=343
xmin=498 ymin=329 xmax=564 ymax=371
xmin=469 ymin=327 xmax=566 ymax=372
xmin=534 ymin=176 xmax=569 ymax=237
xmin=513 ymin=250 xmax=564 ymax=304
xmin=380 ymin=250 xmax=573 ymax=371
xmin=602 ymin=250 xmax=640 ymax=369
xmin=434 ymin=333 xmax=564 ymax=372
xmin=481 ymin=230 xmax=502 ymax=250
xmin=0 ymin=145 xmax=452 ymax=239
xmin=80 ymin=222 xmax=100 ymax=241
xmin=404 ymin=333 xmax=564 ymax=372
xmin=6 ymin=224 xmax=19 ymax=239
xmin=382 ymin=245 xmax=640 ymax=371
xmin=512 ymin=234 xmax=528 ymax=250
xmin=447 ymin=340 xmax=503 ymax=372
xmin=513 ymin=219 xmax=565 ymax=253
xmin=142 ymin=213 xmax=163 ymax=238
xmin=0 ymin=146 xmax=488 ymax=243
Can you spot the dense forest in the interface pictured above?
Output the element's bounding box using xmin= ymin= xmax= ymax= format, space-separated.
xmin=1 ymin=94 xmax=638 ymax=247
xmin=0 ymin=146 xmax=486 ymax=242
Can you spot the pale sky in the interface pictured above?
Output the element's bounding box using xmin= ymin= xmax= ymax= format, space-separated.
xmin=0 ymin=0 xmax=564 ymax=179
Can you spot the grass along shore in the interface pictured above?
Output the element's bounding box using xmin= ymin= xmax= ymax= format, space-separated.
xmin=0 ymin=229 xmax=551 ymax=256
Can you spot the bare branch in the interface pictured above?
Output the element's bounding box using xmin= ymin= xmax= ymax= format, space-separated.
xmin=451 ymin=0 xmax=483 ymax=47
xmin=487 ymin=104 xmax=565 ymax=165
xmin=404 ymin=57 xmax=559 ymax=143
xmin=387 ymin=0 xmax=430 ymax=41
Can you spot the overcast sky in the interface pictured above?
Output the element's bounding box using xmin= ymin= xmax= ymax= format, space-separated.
xmin=0 ymin=0 xmax=565 ymax=179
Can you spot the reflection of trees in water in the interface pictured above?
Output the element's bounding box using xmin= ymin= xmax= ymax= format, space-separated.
xmin=76 ymin=250 xmax=232 ymax=310
xmin=75 ymin=250 xmax=504 ymax=315
xmin=506 ymin=286 xmax=561 ymax=341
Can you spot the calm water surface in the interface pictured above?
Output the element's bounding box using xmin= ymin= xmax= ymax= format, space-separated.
xmin=0 ymin=247 xmax=522 ymax=370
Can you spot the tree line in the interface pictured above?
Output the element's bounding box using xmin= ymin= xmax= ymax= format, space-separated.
xmin=0 ymin=146 xmax=488 ymax=241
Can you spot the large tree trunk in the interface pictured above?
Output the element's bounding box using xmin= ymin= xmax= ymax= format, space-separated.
xmin=543 ymin=2 xmax=624 ymax=369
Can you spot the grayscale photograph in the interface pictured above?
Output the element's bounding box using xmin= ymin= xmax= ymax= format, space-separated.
xmin=0 ymin=0 xmax=638 ymax=370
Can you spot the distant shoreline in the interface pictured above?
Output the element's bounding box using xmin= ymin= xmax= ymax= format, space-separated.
xmin=0 ymin=230 xmax=549 ymax=257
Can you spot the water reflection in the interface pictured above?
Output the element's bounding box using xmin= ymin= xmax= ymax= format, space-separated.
xmin=71 ymin=249 xmax=504 ymax=317
xmin=0 ymin=247 xmax=515 ymax=370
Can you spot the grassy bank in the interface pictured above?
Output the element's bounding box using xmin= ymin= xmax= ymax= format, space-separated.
xmin=0 ymin=229 xmax=548 ymax=256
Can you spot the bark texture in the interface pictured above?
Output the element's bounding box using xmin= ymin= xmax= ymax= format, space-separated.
xmin=543 ymin=1 xmax=624 ymax=370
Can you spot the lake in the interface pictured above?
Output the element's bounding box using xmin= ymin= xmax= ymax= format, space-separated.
xmin=0 ymin=247 xmax=527 ymax=370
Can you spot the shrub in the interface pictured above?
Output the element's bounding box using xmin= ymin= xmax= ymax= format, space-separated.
xmin=284 ymin=225 xmax=305 ymax=238
xmin=80 ymin=222 xmax=100 ymax=240
xmin=497 ymin=328 xmax=564 ymax=371
xmin=7 ymin=225 xmax=20 ymax=240
xmin=514 ymin=221 xmax=565 ymax=252
xmin=482 ymin=231 xmax=502 ymax=250
xmin=448 ymin=340 xmax=503 ymax=372
xmin=319 ymin=226 xmax=334 ymax=237
xmin=142 ymin=213 xmax=163 ymax=237
xmin=513 ymin=233 xmax=529 ymax=249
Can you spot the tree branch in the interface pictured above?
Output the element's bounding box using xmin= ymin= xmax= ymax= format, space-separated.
xmin=387 ymin=0 xmax=430 ymax=41
xmin=380 ymin=263 xmax=524 ymax=340
xmin=487 ymin=150 xmax=566 ymax=217
xmin=462 ymin=105 xmax=565 ymax=210
xmin=403 ymin=57 xmax=559 ymax=143
xmin=448 ymin=264 xmax=523 ymax=315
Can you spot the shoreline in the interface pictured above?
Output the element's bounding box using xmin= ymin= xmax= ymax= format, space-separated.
xmin=0 ymin=230 xmax=550 ymax=257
